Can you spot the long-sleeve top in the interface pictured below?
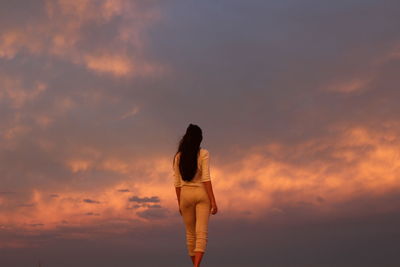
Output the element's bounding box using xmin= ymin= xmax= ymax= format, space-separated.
xmin=173 ymin=148 xmax=212 ymax=187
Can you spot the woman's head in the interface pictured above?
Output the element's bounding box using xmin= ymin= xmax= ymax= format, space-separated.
xmin=182 ymin=124 xmax=203 ymax=148
xmin=174 ymin=123 xmax=203 ymax=182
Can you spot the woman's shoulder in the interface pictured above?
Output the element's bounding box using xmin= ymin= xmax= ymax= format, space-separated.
xmin=200 ymin=148 xmax=209 ymax=156
xmin=176 ymin=149 xmax=208 ymax=159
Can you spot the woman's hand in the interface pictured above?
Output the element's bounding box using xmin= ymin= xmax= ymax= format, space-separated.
xmin=210 ymin=202 xmax=218 ymax=215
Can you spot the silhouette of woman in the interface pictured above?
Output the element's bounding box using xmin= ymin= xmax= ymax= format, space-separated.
xmin=173 ymin=123 xmax=218 ymax=267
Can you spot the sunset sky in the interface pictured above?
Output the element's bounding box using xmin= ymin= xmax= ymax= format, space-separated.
xmin=1 ymin=1 xmax=400 ymax=266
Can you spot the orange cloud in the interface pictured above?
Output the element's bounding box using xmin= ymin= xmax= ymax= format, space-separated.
xmin=0 ymin=75 xmax=47 ymax=108
xmin=0 ymin=28 xmax=44 ymax=59
xmin=119 ymin=106 xmax=140 ymax=120
xmin=0 ymin=0 xmax=164 ymax=77
xmin=2 ymin=122 xmax=400 ymax=247
xmin=83 ymin=53 xmax=132 ymax=77
xmin=67 ymin=159 xmax=93 ymax=173
xmin=322 ymin=42 xmax=400 ymax=94
xmin=325 ymin=78 xmax=372 ymax=93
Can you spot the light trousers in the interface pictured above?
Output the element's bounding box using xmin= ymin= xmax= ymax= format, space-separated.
xmin=179 ymin=185 xmax=211 ymax=256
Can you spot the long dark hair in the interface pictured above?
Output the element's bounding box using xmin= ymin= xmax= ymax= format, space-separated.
xmin=173 ymin=123 xmax=203 ymax=182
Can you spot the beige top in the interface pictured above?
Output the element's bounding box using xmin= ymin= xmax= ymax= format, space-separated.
xmin=173 ymin=148 xmax=212 ymax=187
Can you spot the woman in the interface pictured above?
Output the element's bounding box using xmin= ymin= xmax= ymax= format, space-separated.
xmin=173 ymin=123 xmax=218 ymax=267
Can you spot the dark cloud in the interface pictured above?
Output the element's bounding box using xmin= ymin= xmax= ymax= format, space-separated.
xmin=127 ymin=203 xmax=162 ymax=210
xmin=136 ymin=207 xmax=168 ymax=220
xmin=28 ymin=223 xmax=44 ymax=227
xmin=126 ymin=204 xmax=141 ymax=210
xmin=128 ymin=196 xmax=160 ymax=203
xmin=85 ymin=212 xmax=101 ymax=216
xmin=316 ymin=196 xmax=325 ymax=203
xmin=117 ymin=189 xmax=130 ymax=192
xmin=144 ymin=204 xmax=161 ymax=208
xmin=83 ymin=199 xmax=100 ymax=204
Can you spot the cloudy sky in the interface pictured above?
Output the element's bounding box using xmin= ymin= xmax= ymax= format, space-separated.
xmin=1 ymin=0 xmax=400 ymax=266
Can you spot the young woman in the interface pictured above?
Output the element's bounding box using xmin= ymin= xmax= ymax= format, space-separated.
xmin=173 ymin=123 xmax=218 ymax=267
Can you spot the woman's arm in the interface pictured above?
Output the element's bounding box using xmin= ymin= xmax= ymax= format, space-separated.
xmin=203 ymin=181 xmax=218 ymax=214
xmin=201 ymin=150 xmax=218 ymax=214
xmin=175 ymin=186 xmax=182 ymax=215
xmin=173 ymin=153 xmax=182 ymax=215
xmin=203 ymin=181 xmax=216 ymax=204
xmin=175 ymin=186 xmax=181 ymax=205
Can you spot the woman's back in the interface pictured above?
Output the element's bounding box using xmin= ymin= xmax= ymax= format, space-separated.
xmin=173 ymin=148 xmax=211 ymax=187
